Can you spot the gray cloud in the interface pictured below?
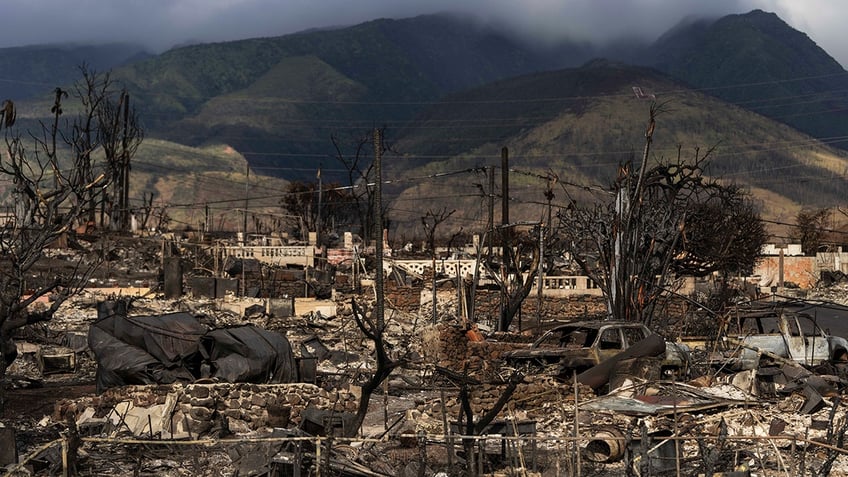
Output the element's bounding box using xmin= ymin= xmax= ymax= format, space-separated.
xmin=2 ymin=1 xmax=846 ymax=67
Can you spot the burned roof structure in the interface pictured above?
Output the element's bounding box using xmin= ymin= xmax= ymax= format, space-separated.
xmin=88 ymin=302 xmax=298 ymax=392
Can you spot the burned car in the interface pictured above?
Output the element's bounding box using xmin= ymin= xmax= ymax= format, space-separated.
xmin=683 ymin=309 xmax=848 ymax=371
xmin=504 ymin=320 xmax=690 ymax=377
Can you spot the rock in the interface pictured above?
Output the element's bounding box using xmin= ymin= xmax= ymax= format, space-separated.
xmin=190 ymin=385 xmax=211 ymax=399
xmin=191 ymin=397 xmax=215 ymax=408
xmin=189 ymin=406 xmax=213 ymax=421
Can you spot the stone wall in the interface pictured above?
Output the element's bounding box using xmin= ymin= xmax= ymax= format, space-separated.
xmin=56 ymin=382 xmax=358 ymax=438
xmin=385 ymin=280 xmax=424 ymax=312
xmin=423 ymin=376 xmax=594 ymax=419
xmin=422 ymin=324 xmax=523 ymax=379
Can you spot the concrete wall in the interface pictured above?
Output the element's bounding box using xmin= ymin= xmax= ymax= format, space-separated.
xmin=753 ymin=255 xmax=818 ymax=289
xmin=221 ymin=245 xmax=315 ymax=267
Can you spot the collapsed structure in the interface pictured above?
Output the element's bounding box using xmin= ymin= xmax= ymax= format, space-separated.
xmin=2 ymin=236 xmax=848 ymax=476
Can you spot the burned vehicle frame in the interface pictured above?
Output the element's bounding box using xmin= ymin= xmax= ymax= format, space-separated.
xmin=503 ymin=320 xmax=690 ymax=378
xmin=690 ymin=307 xmax=848 ymax=371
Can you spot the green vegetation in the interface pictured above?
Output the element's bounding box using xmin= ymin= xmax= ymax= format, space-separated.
xmin=5 ymin=9 xmax=847 ymax=236
xmin=650 ymin=9 xmax=848 ymax=143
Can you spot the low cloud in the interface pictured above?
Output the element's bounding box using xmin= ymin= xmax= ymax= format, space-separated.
xmin=0 ymin=1 xmax=845 ymax=67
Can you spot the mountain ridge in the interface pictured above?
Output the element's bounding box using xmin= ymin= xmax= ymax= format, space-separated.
xmin=1 ymin=9 xmax=845 ymax=235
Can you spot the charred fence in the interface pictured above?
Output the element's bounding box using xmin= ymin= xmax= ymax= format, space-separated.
xmin=7 ymin=420 xmax=848 ymax=477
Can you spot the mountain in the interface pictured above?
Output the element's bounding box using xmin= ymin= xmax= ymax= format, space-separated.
xmin=108 ymin=13 xmax=595 ymax=181
xmin=6 ymin=9 xmax=848 ymax=236
xmin=99 ymin=9 xmax=848 ymax=184
xmin=385 ymin=61 xmax=848 ymax=231
xmin=128 ymin=140 xmax=287 ymax=231
xmin=648 ymin=9 xmax=848 ymax=149
xmin=0 ymin=43 xmax=151 ymax=100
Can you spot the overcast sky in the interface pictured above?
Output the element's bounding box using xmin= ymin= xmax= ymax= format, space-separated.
xmin=5 ymin=0 xmax=848 ymax=67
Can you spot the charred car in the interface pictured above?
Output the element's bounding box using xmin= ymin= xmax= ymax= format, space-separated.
xmin=682 ymin=309 xmax=848 ymax=371
xmin=503 ymin=320 xmax=690 ymax=377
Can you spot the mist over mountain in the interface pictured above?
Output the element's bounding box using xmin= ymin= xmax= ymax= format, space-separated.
xmin=2 ymin=8 xmax=847 ymax=230
xmin=647 ymin=9 xmax=848 ymax=148
xmin=0 ymin=43 xmax=150 ymax=100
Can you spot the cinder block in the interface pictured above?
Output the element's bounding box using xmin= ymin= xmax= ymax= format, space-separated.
xmin=190 ymin=276 xmax=216 ymax=298
xmin=37 ymin=347 xmax=76 ymax=374
xmin=0 ymin=427 xmax=16 ymax=465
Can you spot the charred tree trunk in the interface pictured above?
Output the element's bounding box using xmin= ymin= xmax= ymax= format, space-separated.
xmin=497 ymin=240 xmax=540 ymax=332
xmin=347 ymin=298 xmax=404 ymax=437
xmin=0 ymin=334 xmax=12 ymax=412
xmin=455 ymin=370 xmax=523 ymax=476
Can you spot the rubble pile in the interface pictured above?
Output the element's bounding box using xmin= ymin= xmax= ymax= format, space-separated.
xmin=422 ymin=323 xmax=523 ymax=379
xmin=55 ymin=382 xmax=358 ymax=438
xmin=9 ymin=239 xmax=848 ymax=476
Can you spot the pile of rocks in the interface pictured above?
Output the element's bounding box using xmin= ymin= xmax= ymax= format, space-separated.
xmin=422 ymin=323 xmax=522 ymax=378
xmin=56 ymin=382 xmax=358 ymax=438
xmin=420 ymin=375 xmax=594 ymax=418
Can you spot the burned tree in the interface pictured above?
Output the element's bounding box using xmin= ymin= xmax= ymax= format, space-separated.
xmin=55 ymin=66 xmax=145 ymax=231
xmin=795 ymin=207 xmax=832 ymax=255
xmin=94 ymin=72 xmax=143 ymax=231
xmin=280 ymin=180 xmax=356 ymax=240
xmin=554 ymin=105 xmax=766 ymax=324
xmin=421 ymin=207 xmax=455 ymax=324
xmin=490 ymin=226 xmax=541 ymax=331
xmin=347 ymin=299 xmax=407 ymax=437
xmin=0 ymin=74 xmax=134 ymax=409
xmin=331 ymin=127 xmax=391 ymax=246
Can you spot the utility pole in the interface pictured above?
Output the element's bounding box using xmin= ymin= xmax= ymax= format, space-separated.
xmin=242 ymin=163 xmax=249 ymax=244
xmin=538 ymin=177 xmax=554 ymax=333
xmin=499 ymin=147 xmax=510 ymax=332
xmin=536 ymin=224 xmax=544 ymax=334
xmin=488 ymin=165 xmax=495 ymax=257
xmin=317 ymin=167 xmax=323 ymax=248
xmin=373 ymin=128 xmax=384 ymax=330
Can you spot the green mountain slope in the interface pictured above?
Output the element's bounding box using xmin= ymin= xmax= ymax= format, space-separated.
xmin=106 ymin=8 xmax=848 ymax=187
xmin=386 ymin=62 xmax=848 ymax=232
xmin=110 ymin=14 xmax=591 ymax=180
xmin=8 ymin=9 xmax=848 ymax=232
xmin=0 ymin=43 xmax=150 ymax=100
xmin=649 ymin=9 xmax=848 ymax=147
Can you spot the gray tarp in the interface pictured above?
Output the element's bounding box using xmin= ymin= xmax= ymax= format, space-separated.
xmin=89 ymin=307 xmax=297 ymax=392
xmin=201 ymin=326 xmax=297 ymax=383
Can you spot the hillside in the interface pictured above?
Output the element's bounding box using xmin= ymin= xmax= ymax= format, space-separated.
xmin=95 ymin=9 xmax=848 ymax=188
xmin=6 ymin=9 xmax=848 ymax=236
xmin=129 ymin=140 xmax=288 ymax=232
xmin=385 ymin=62 xmax=848 ymax=236
xmin=0 ymin=137 xmax=286 ymax=234
xmin=107 ymin=14 xmax=592 ymax=181
xmin=0 ymin=43 xmax=150 ymax=100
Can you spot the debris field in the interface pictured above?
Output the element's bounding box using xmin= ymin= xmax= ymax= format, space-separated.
xmin=3 ymin=241 xmax=848 ymax=476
